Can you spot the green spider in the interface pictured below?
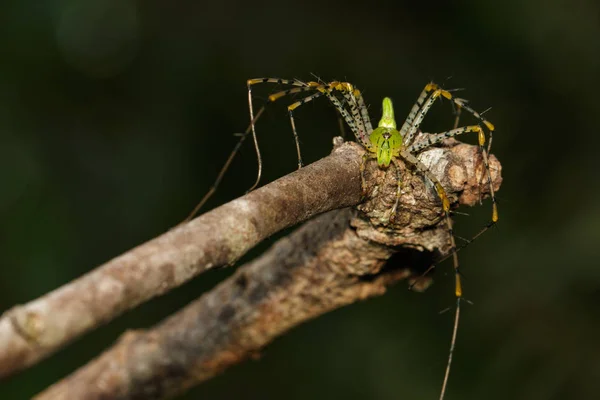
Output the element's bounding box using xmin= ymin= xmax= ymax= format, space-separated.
xmin=246 ymin=79 xmax=498 ymax=400
xmin=183 ymin=78 xmax=499 ymax=400
xmin=333 ymin=85 xmax=497 ymax=400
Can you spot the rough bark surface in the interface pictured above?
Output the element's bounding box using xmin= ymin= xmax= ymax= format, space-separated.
xmin=0 ymin=142 xmax=363 ymax=378
xmin=30 ymin=138 xmax=502 ymax=400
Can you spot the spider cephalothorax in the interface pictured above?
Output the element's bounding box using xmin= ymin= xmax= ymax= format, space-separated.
xmin=368 ymin=97 xmax=403 ymax=167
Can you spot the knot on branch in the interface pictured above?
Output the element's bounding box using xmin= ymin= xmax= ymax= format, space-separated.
xmin=349 ymin=138 xmax=502 ymax=252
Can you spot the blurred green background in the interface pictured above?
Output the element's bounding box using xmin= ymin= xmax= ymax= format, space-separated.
xmin=2 ymin=0 xmax=600 ymax=399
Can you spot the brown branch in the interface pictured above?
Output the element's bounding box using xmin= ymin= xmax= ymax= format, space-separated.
xmin=33 ymin=139 xmax=502 ymax=400
xmin=0 ymin=141 xmax=365 ymax=378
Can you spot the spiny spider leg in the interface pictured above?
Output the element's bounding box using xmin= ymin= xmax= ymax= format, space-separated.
xmin=248 ymin=78 xmax=375 ymax=168
xmin=408 ymin=125 xmax=486 ymax=153
xmin=399 ymin=85 xmax=435 ymax=144
xmin=404 ymin=84 xmax=499 ymax=237
xmin=182 ymin=78 xmax=372 ymax=223
xmin=453 ymin=99 xmax=499 ymax=225
xmin=278 ymin=82 xmax=373 ymax=162
xmin=182 ymin=78 xmax=311 ymax=224
xmin=338 ymin=88 xmax=371 ymax=144
xmin=330 ymin=83 xmax=368 ymax=138
xmin=180 ymin=105 xmax=266 ymax=224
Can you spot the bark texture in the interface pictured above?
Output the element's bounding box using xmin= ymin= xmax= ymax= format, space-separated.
xmin=0 ymin=142 xmax=363 ymax=378
xmin=29 ymin=138 xmax=502 ymax=399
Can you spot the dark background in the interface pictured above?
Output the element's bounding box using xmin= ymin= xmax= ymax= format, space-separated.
xmin=2 ymin=0 xmax=600 ymax=399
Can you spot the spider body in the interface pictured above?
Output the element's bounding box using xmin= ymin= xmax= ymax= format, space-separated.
xmin=368 ymin=97 xmax=402 ymax=167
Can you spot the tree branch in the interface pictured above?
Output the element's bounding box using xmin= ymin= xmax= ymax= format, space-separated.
xmin=0 ymin=141 xmax=364 ymax=378
xmin=30 ymin=138 xmax=502 ymax=399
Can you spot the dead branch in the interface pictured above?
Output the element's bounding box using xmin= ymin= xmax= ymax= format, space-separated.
xmin=0 ymin=141 xmax=364 ymax=378
xmin=33 ymin=139 xmax=502 ymax=400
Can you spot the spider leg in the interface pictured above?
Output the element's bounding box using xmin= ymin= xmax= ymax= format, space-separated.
xmin=401 ymin=83 xmax=495 ymax=147
xmin=180 ymin=104 xmax=267 ymax=224
xmin=285 ymin=90 xmax=329 ymax=168
xmin=409 ymin=124 xmax=498 ymax=231
xmin=390 ymin=158 xmax=404 ymax=220
xmin=454 ymin=98 xmax=495 ymax=154
xmin=237 ymin=78 xmax=370 ymax=197
xmin=245 ymin=78 xmax=362 ymax=179
xmin=248 ymin=78 xmax=373 ymax=150
xmin=286 ymin=82 xmax=375 ymax=155
xmin=400 ymin=84 xmax=499 ymax=231
xmin=452 ymin=98 xmax=463 ymax=130
xmin=399 ymin=84 xmax=435 ymax=145
xmin=407 ymin=125 xmax=483 ymax=153
xmin=325 ymin=91 xmax=362 ymax=139
xmin=328 ymin=82 xmax=366 ymax=139
xmin=247 ymin=79 xmax=316 ymax=177
xmin=454 ymin=101 xmax=498 ymax=221
xmin=403 ymin=83 xmax=455 ymax=146
xmin=398 ymin=148 xmax=461 ymax=299
xmin=356 ymin=89 xmax=374 ymax=134
xmin=181 ymin=78 xmax=312 ymax=224
xmin=330 ymin=82 xmax=373 ymax=144
xmin=399 ymin=149 xmax=461 ymax=400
